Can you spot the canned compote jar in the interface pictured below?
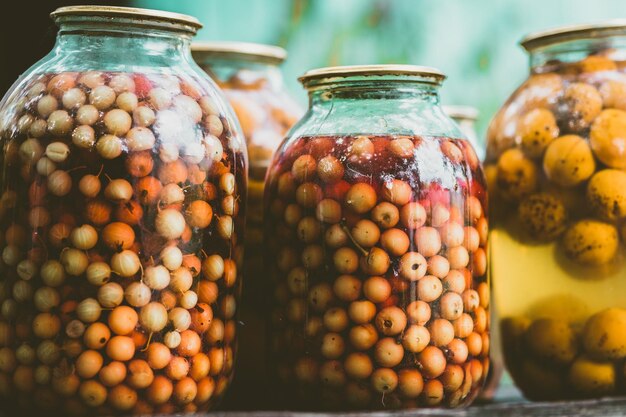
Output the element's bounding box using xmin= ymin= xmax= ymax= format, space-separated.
xmin=192 ymin=43 xmax=301 ymax=407
xmin=487 ymin=21 xmax=626 ymax=400
xmin=265 ymin=65 xmax=489 ymax=410
xmin=0 ymin=6 xmax=247 ymax=416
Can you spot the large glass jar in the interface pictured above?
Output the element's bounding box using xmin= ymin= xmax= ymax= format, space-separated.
xmin=191 ymin=42 xmax=301 ymax=408
xmin=0 ymin=6 xmax=246 ymax=416
xmin=265 ymin=65 xmax=489 ymax=411
xmin=487 ymin=22 xmax=626 ymax=401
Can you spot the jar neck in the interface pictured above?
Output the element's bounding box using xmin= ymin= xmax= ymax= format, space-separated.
xmin=528 ymin=35 xmax=626 ymax=71
xmin=308 ymin=80 xmax=441 ymax=110
xmin=291 ymin=77 xmax=456 ymax=139
xmin=52 ymin=20 xmax=193 ymax=69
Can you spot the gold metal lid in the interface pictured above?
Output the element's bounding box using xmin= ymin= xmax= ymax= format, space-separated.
xmin=192 ymin=41 xmax=286 ymax=64
xmin=521 ymin=20 xmax=626 ymax=51
xmin=51 ymin=5 xmax=202 ymax=33
xmin=443 ymin=105 xmax=479 ymax=121
xmin=299 ymin=64 xmax=446 ymax=86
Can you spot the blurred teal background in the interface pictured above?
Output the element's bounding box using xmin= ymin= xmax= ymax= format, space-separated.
xmin=134 ymin=0 xmax=624 ymax=144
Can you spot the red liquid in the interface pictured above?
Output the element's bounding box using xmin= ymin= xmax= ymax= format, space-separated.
xmin=264 ymin=134 xmax=489 ymax=410
xmin=0 ymin=71 xmax=245 ymax=416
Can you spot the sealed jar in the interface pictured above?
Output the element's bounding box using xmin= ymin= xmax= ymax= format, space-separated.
xmin=192 ymin=42 xmax=301 ymax=407
xmin=265 ymin=65 xmax=489 ymax=410
xmin=487 ymin=21 xmax=626 ymax=400
xmin=0 ymin=6 xmax=246 ymax=415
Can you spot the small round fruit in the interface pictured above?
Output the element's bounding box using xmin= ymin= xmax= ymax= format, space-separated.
xmin=524 ymin=318 xmax=576 ymax=364
xmin=582 ymin=308 xmax=626 ymax=360
xmin=599 ymin=79 xmax=626 ymax=110
xmin=518 ymin=108 xmax=559 ymax=158
xmin=496 ymin=148 xmax=537 ymax=201
xmin=520 ymin=73 xmax=563 ymax=108
xmin=568 ymin=355 xmax=615 ymax=395
xmin=518 ymin=192 xmax=567 ymax=241
xmin=586 ymin=169 xmax=626 ymax=221
xmin=375 ymin=306 xmax=407 ymax=336
xmin=344 ymin=183 xmax=376 ymax=214
xmin=418 ymin=346 xmax=446 ymax=378
xmin=578 ymin=55 xmax=617 ymax=72
xmin=370 ymin=368 xmax=398 ymax=394
xmin=543 ymin=135 xmax=595 ymax=187
xmin=590 ymin=109 xmax=626 ymax=169
xmin=561 ymin=82 xmax=603 ymax=130
xmin=562 ymin=220 xmax=618 ymax=266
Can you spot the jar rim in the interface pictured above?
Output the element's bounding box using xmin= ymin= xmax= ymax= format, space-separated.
xmin=443 ymin=105 xmax=478 ymax=121
xmin=51 ymin=5 xmax=202 ymax=33
xmin=299 ymin=64 xmax=446 ymax=87
xmin=191 ymin=41 xmax=286 ymax=64
xmin=521 ymin=20 xmax=626 ymax=51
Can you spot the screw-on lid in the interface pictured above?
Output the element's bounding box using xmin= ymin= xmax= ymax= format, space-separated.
xmin=299 ymin=64 xmax=446 ymax=87
xmin=51 ymin=5 xmax=202 ymax=34
xmin=521 ymin=20 xmax=626 ymax=51
xmin=192 ymin=41 xmax=287 ymax=64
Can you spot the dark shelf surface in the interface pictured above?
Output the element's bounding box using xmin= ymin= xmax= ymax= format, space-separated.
xmin=195 ymin=379 xmax=626 ymax=417
xmin=177 ymin=396 xmax=626 ymax=417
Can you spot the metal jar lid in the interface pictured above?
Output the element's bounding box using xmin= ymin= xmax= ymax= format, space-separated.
xmin=51 ymin=5 xmax=202 ymax=34
xmin=299 ymin=64 xmax=446 ymax=87
xmin=521 ymin=20 xmax=626 ymax=51
xmin=192 ymin=42 xmax=287 ymax=64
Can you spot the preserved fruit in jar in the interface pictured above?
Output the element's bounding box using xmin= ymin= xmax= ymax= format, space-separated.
xmin=192 ymin=43 xmax=301 ymax=407
xmin=0 ymin=7 xmax=246 ymax=416
xmin=265 ymin=65 xmax=489 ymax=410
xmin=487 ymin=22 xmax=626 ymax=400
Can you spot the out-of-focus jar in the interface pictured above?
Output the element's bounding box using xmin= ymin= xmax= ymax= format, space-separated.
xmin=444 ymin=106 xmax=483 ymax=160
xmin=487 ymin=21 xmax=626 ymax=401
xmin=0 ymin=7 xmax=247 ymax=415
xmin=192 ymin=42 xmax=301 ymax=408
xmin=265 ymin=65 xmax=489 ymax=410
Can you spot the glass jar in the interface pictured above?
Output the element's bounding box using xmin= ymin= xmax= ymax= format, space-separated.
xmin=191 ymin=42 xmax=301 ymax=408
xmin=444 ymin=106 xmax=483 ymax=161
xmin=487 ymin=22 xmax=626 ymax=401
xmin=265 ymin=65 xmax=489 ymax=410
xmin=0 ymin=6 xmax=246 ymax=415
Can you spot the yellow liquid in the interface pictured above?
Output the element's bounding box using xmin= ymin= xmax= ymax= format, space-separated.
xmin=491 ymin=221 xmax=626 ymax=400
xmin=491 ymin=226 xmax=626 ymax=324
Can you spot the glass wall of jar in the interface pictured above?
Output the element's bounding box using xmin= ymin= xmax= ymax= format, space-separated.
xmin=444 ymin=106 xmax=484 ymax=160
xmin=191 ymin=42 xmax=301 ymax=408
xmin=265 ymin=65 xmax=489 ymax=411
xmin=0 ymin=6 xmax=247 ymax=416
xmin=486 ymin=21 xmax=626 ymax=401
